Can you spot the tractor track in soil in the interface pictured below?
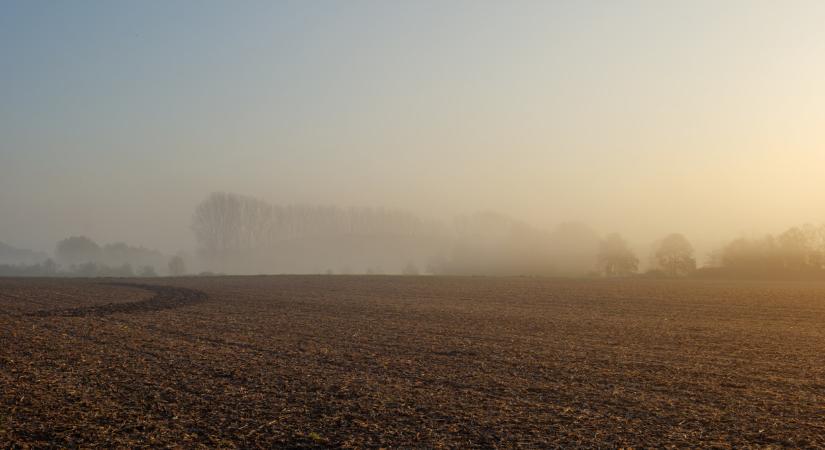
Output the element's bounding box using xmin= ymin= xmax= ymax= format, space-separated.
xmin=27 ymin=283 xmax=208 ymax=318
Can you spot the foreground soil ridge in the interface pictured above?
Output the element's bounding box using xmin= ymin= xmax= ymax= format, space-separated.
xmin=1 ymin=276 xmax=824 ymax=447
xmin=28 ymin=283 xmax=207 ymax=318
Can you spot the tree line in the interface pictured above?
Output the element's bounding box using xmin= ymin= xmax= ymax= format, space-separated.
xmin=191 ymin=192 xmax=444 ymax=274
xmin=0 ymin=236 xmax=187 ymax=278
xmin=702 ymin=224 xmax=825 ymax=278
xmin=191 ymin=192 xmax=701 ymax=277
xmin=192 ymin=192 xmax=438 ymax=257
xmin=3 ymin=192 xmax=823 ymax=279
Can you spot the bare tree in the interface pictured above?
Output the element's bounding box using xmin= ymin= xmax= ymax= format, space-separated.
xmin=55 ymin=236 xmax=101 ymax=266
xmin=190 ymin=192 xmax=441 ymax=274
xmin=653 ymin=233 xmax=696 ymax=277
xmin=192 ymin=192 xmax=245 ymax=260
xmin=168 ymin=255 xmax=186 ymax=277
xmin=711 ymin=223 xmax=825 ymax=277
xmin=598 ymin=233 xmax=638 ymax=277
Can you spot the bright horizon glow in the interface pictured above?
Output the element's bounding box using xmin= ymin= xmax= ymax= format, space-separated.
xmin=2 ymin=1 xmax=825 ymax=260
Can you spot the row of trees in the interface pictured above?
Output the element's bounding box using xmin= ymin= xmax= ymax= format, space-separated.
xmin=192 ymin=192 xmax=438 ymax=257
xmin=14 ymin=193 xmax=825 ymax=279
xmin=429 ymin=211 xmax=697 ymax=278
xmin=192 ymin=192 xmax=444 ymax=273
xmin=706 ymin=224 xmax=825 ymax=277
xmin=0 ymin=241 xmax=48 ymax=265
xmin=190 ymin=193 xmax=700 ymax=277
xmin=428 ymin=214 xmax=602 ymax=276
xmin=597 ymin=224 xmax=825 ymax=279
xmin=597 ymin=233 xmax=696 ymax=277
xmin=0 ymin=255 xmax=187 ymax=278
xmin=55 ymin=236 xmax=168 ymax=269
xmin=0 ymin=236 xmax=188 ymax=278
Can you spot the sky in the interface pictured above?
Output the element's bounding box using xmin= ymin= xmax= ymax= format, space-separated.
xmin=2 ymin=0 xmax=825 ymax=259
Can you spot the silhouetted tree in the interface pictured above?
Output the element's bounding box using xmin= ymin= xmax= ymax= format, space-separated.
xmin=0 ymin=258 xmax=58 ymax=277
xmin=42 ymin=258 xmax=58 ymax=276
xmin=718 ymin=236 xmax=781 ymax=273
xmin=0 ymin=241 xmax=48 ymax=265
xmin=598 ymin=233 xmax=638 ymax=277
xmin=190 ymin=192 xmax=443 ymax=274
xmin=168 ymin=256 xmax=186 ymax=277
xmin=653 ymin=233 xmax=696 ymax=276
xmin=99 ymin=242 xmax=165 ymax=269
xmin=192 ymin=192 xmax=246 ymax=261
xmin=55 ymin=236 xmax=101 ymax=266
xmin=708 ymin=224 xmax=825 ymax=277
xmin=777 ymin=225 xmax=825 ymax=270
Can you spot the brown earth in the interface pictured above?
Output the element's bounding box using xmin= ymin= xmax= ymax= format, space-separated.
xmin=1 ymin=276 xmax=825 ymax=448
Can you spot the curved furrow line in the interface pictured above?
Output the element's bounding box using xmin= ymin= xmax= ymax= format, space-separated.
xmin=29 ymin=283 xmax=207 ymax=317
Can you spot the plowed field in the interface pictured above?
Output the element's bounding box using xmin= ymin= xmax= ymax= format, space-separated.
xmin=2 ymin=276 xmax=824 ymax=448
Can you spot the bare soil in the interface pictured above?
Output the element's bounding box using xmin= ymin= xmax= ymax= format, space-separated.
xmin=2 ymin=276 xmax=825 ymax=448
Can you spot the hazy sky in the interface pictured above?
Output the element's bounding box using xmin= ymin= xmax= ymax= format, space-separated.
xmin=3 ymin=1 xmax=825 ymax=258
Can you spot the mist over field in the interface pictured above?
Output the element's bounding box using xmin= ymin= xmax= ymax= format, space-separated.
xmin=3 ymin=1 xmax=825 ymax=277
xmin=7 ymin=3 xmax=825 ymax=448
